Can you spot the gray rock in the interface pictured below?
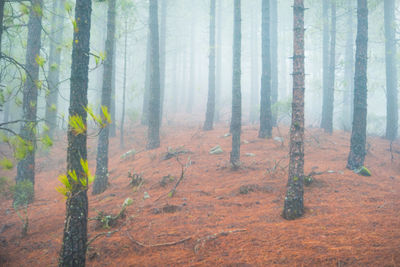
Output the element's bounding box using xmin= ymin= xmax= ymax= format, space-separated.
xmin=210 ymin=145 xmax=223 ymax=155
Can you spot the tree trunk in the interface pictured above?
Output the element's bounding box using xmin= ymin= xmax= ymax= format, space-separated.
xmin=15 ymin=0 xmax=43 ymax=194
xmin=323 ymin=0 xmax=336 ymax=134
xmin=215 ymin=0 xmax=222 ymax=122
xmin=343 ymin=0 xmax=354 ymax=132
xmin=270 ymin=0 xmax=278 ymax=126
xmin=141 ymin=30 xmax=151 ymax=125
xmin=230 ymin=0 xmax=241 ymax=169
xmin=147 ymin=0 xmax=161 ymax=150
xmin=159 ymin=0 xmax=167 ymax=124
xmin=120 ymin=18 xmax=128 ymax=149
xmin=109 ymin=37 xmax=117 ymax=137
xmin=44 ymin=0 xmax=65 ymax=139
xmin=203 ymin=0 xmax=216 ymax=131
xmin=259 ymin=0 xmax=272 ymax=139
xmin=320 ymin=0 xmax=329 ymax=130
xmin=58 ymin=0 xmax=92 ymax=265
xmin=347 ymin=0 xmax=368 ymax=170
xmin=249 ymin=5 xmax=259 ymax=124
xmin=384 ymin=0 xmax=398 ymax=140
xmin=0 ymin=0 xmax=5 ymax=57
xmin=282 ymin=0 xmax=305 ymax=220
xmin=93 ymin=0 xmax=116 ymax=195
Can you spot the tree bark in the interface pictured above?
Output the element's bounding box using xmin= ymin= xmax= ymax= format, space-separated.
xmin=58 ymin=0 xmax=92 ymax=264
xmin=159 ymin=0 xmax=167 ymax=123
xmin=320 ymin=0 xmax=329 ymax=130
xmin=16 ymin=0 xmax=43 ymax=193
xmin=270 ymin=0 xmax=278 ymax=126
xmin=147 ymin=0 xmax=161 ymax=150
xmin=203 ymin=0 xmax=216 ymax=131
xmin=249 ymin=5 xmax=259 ymax=124
xmin=384 ymin=0 xmax=398 ymax=140
xmin=93 ymin=0 xmax=116 ymax=195
xmin=141 ymin=30 xmax=151 ymax=125
xmin=230 ymin=0 xmax=241 ymax=169
xmin=109 ymin=37 xmax=117 ymax=137
xmin=283 ymin=0 xmax=305 ymax=220
xmin=343 ymin=0 xmax=354 ymax=131
xmin=44 ymin=0 xmax=66 ymax=139
xmin=259 ymin=0 xmax=272 ymax=139
xmin=120 ymin=18 xmax=128 ymax=149
xmin=347 ymin=0 xmax=368 ymax=170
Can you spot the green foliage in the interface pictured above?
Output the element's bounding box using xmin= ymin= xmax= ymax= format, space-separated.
xmin=41 ymin=134 xmax=53 ymax=148
xmin=91 ymin=198 xmax=133 ymax=229
xmin=0 ymin=157 xmax=13 ymax=170
xmin=12 ymin=180 xmax=34 ymax=208
xmin=69 ymin=114 xmax=86 ymax=135
xmin=304 ymin=176 xmax=313 ymax=186
xmin=0 ymin=177 xmax=12 ymax=198
xmin=355 ymin=166 xmax=371 ymax=177
xmin=271 ymin=97 xmax=292 ymax=119
xmin=50 ymin=63 xmax=58 ymax=71
xmin=85 ymin=105 xmax=112 ymax=128
xmin=35 ymin=55 xmax=45 ymax=67
xmin=56 ymin=159 xmax=94 ymax=197
xmin=32 ymin=3 xmax=43 ymax=17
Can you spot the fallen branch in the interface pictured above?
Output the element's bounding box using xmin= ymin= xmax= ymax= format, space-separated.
xmin=194 ymin=229 xmax=247 ymax=253
xmin=87 ymin=230 xmax=118 ymax=248
xmin=126 ymin=231 xmax=192 ymax=248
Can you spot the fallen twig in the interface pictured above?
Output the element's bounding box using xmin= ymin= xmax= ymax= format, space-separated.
xmin=87 ymin=230 xmax=118 ymax=248
xmin=126 ymin=231 xmax=192 ymax=248
xmin=194 ymin=229 xmax=247 ymax=253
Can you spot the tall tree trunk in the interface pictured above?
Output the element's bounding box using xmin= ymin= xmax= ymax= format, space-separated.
xmin=159 ymin=0 xmax=167 ymax=124
xmin=15 ymin=0 xmax=43 ymax=194
xmin=141 ymin=30 xmax=151 ymax=125
xmin=347 ymin=0 xmax=368 ymax=170
xmin=323 ymin=0 xmax=336 ymax=134
xmin=0 ymin=0 xmax=5 ymax=57
xmin=109 ymin=37 xmax=117 ymax=137
xmin=270 ymin=0 xmax=278 ymax=125
xmin=343 ymin=0 xmax=354 ymax=131
xmin=249 ymin=5 xmax=259 ymax=124
xmin=147 ymin=0 xmax=161 ymax=150
xmin=320 ymin=0 xmax=329 ymax=130
xmin=230 ymin=0 xmax=241 ymax=169
xmin=58 ymin=0 xmax=92 ymax=264
xmin=384 ymin=0 xmax=398 ymax=140
xmin=259 ymin=0 xmax=272 ymax=139
xmin=120 ymin=18 xmax=128 ymax=149
xmin=203 ymin=0 xmax=216 ymax=131
xmin=215 ymin=0 xmax=222 ymax=122
xmin=45 ymin=0 xmax=66 ymax=139
xmin=282 ymin=0 xmax=305 ymax=220
xmin=93 ymin=0 xmax=116 ymax=195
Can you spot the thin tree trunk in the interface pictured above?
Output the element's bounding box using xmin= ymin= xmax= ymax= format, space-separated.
xmin=120 ymin=18 xmax=128 ymax=149
xmin=45 ymin=0 xmax=66 ymax=139
xmin=93 ymin=0 xmax=116 ymax=195
xmin=16 ymin=0 xmax=43 ymax=193
xmin=0 ymin=0 xmax=5 ymax=57
xmin=282 ymin=0 xmax=305 ymax=220
xmin=203 ymin=0 xmax=216 ymax=131
xmin=320 ymin=0 xmax=329 ymax=129
xmin=343 ymin=0 xmax=354 ymax=131
xmin=270 ymin=0 xmax=278 ymax=125
xmin=58 ymin=0 xmax=92 ymax=264
xmin=109 ymin=37 xmax=117 ymax=137
xmin=215 ymin=0 xmax=222 ymax=122
xmin=147 ymin=0 xmax=161 ymax=150
xmin=249 ymin=5 xmax=259 ymax=124
xmin=384 ymin=0 xmax=398 ymax=140
xmin=230 ymin=0 xmax=241 ymax=169
xmin=159 ymin=0 xmax=167 ymax=124
xmin=347 ymin=0 xmax=368 ymax=170
xmin=141 ymin=30 xmax=151 ymax=125
xmin=259 ymin=0 xmax=272 ymax=139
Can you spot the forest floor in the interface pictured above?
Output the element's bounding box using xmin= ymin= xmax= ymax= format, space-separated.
xmin=1 ymin=118 xmax=400 ymax=266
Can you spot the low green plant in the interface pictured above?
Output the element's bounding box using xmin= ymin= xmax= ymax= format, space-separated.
xmin=12 ymin=180 xmax=34 ymax=237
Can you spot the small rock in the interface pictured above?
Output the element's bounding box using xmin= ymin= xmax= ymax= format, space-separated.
xmin=143 ymin=192 xmax=150 ymax=200
xmin=327 ymin=170 xmax=335 ymax=173
xmin=245 ymin=153 xmax=256 ymax=157
xmin=273 ymin=136 xmax=284 ymax=143
xmin=243 ymin=140 xmax=249 ymax=144
xmin=210 ymin=145 xmax=223 ymax=155
xmin=223 ymin=133 xmax=231 ymax=138
xmin=121 ymin=149 xmax=136 ymax=160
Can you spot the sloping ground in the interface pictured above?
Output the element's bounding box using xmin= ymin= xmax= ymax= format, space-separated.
xmin=1 ymin=122 xmax=400 ymax=266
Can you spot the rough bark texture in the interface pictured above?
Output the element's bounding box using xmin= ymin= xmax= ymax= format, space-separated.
xmin=58 ymin=0 xmax=92 ymax=265
xmin=283 ymin=0 xmax=305 ymax=220
xmin=347 ymin=0 xmax=368 ymax=170
xmin=343 ymin=0 xmax=354 ymax=131
xmin=93 ymin=0 xmax=116 ymax=195
xmin=44 ymin=0 xmax=65 ymax=139
xmin=249 ymin=5 xmax=259 ymax=124
xmin=322 ymin=0 xmax=336 ymax=134
xmin=141 ymin=30 xmax=151 ymax=125
xmin=147 ymin=0 xmax=161 ymax=150
xmin=159 ymin=0 xmax=167 ymax=123
xmin=109 ymin=37 xmax=116 ymax=137
xmin=384 ymin=0 xmax=398 ymax=141
xmin=203 ymin=0 xmax=216 ymax=131
xmin=120 ymin=19 xmax=128 ymax=149
xmin=320 ymin=0 xmax=329 ymax=130
xmin=230 ymin=0 xmax=241 ymax=169
xmin=259 ymin=0 xmax=272 ymax=139
xmin=16 ymin=0 xmax=43 ymax=191
xmin=270 ymin=0 xmax=278 ymax=126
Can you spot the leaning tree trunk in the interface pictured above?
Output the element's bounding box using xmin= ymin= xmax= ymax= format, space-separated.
xmin=343 ymin=0 xmax=354 ymax=131
xmin=120 ymin=18 xmax=128 ymax=149
xmin=44 ymin=0 xmax=65 ymax=139
xmin=147 ymin=0 xmax=161 ymax=150
xmin=270 ymin=0 xmax=278 ymax=126
xmin=203 ymin=0 xmax=216 ymax=131
xmin=93 ymin=0 xmax=116 ymax=195
xmin=258 ymin=0 xmax=272 ymax=139
xmin=347 ymin=0 xmax=368 ymax=170
xmin=15 ymin=0 xmax=43 ymax=196
xmin=320 ymin=0 xmax=329 ymax=130
xmin=58 ymin=0 xmax=92 ymax=265
xmin=282 ymin=0 xmax=305 ymax=220
xmin=384 ymin=0 xmax=398 ymax=141
xmin=230 ymin=0 xmax=241 ymax=169
xmin=323 ymin=0 xmax=336 ymax=134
